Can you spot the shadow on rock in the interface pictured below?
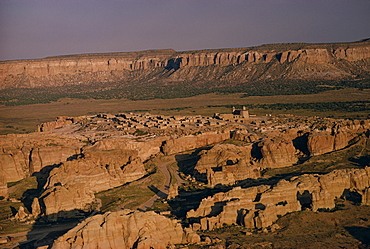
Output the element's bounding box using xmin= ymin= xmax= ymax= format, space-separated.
xmin=20 ymin=164 xmax=62 ymax=217
xmin=19 ymin=209 xmax=94 ymax=249
xmin=148 ymin=185 xmax=168 ymax=199
xmin=345 ymin=226 xmax=370 ymax=245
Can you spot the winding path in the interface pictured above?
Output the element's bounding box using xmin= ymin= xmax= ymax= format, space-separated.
xmin=137 ymin=161 xmax=172 ymax=211
xmin=138 ymin=160 xmax=184 ymax=211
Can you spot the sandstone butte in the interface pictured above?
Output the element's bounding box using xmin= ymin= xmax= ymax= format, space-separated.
xmin=0 ymin=40 xmax=369 ymax=91
xmin=0 ymin=112 xmax=369 ymax=248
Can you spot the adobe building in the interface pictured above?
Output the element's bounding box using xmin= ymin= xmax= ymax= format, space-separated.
xmin=214 ymin=106 xmax=250 ymax=120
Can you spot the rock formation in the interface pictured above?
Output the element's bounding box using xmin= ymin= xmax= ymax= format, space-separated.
xmin=38 ymin=147 xmax=147 ymax=219
xmin=14 ymin=206 xmax=29 ymax=221
xmin=0 ymin=175 xmax=8 ymax=199
xmin=256 ymin=137 xmax=298 ymax=168
xmin=194 ymin=143 xmax=260 ymax=187
xmin=0 ymin=134 xmax=84 ymax=183
xmin=1 ymin=113 xmax=368 ymax=223
xmin=38 ymin=183 xmax=97 ymax=221
xmin=1 ymin=41 xmax=369 ymax=96
xmin=187 ymin=167 xmax=370 ymax=231
xmin=51 ymin=209 xmax=200 ymax=249
xmin=161 ymin=130 xmax=231 ymax=155
xmin=31 ymin=197 xmax=41 ymax=217
xmin=37 ymin=116 xmax=74 ymax=132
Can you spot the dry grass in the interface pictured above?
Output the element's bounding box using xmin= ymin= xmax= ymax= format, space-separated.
xmin=95 ymin=158 xmax=167 ymax=212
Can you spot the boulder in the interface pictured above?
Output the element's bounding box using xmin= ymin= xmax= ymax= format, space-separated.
xmin=31 ymin=197 xmax=41 ymax=217
xmin=14 ymin=206 xmax=28 ymax=221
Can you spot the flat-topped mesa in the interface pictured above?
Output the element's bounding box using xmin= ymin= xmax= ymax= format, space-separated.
xmin=1 ymin=40 xmax=370 ymax=89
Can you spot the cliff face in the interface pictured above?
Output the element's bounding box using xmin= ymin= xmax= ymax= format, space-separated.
xmin=0 ymin=134 xmax=84 ymax=182
xmin=1 ymin=41 xmax=370 ymax=92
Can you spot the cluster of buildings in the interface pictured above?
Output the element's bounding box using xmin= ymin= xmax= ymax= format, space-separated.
xmin=41 ymin=107 xmax=256 ymax=136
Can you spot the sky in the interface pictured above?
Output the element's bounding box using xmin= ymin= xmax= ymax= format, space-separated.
xmin=0 ymin=0 xmax=369 ymax=61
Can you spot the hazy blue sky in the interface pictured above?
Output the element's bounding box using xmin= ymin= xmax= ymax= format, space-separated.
xmin=1 ymin=0 xmax=369 ymax=61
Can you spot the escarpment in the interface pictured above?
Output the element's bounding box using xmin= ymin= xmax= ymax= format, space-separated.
xmin=1 ymin=40 xmax=370 ymax=93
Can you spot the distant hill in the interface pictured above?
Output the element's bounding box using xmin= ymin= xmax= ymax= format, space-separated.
xmin=0 ymin=39 xmax=369 ymax=105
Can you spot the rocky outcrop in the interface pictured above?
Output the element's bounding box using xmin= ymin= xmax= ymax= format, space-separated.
xmin=191 ymin=118 xmax=369 ymax=186
xmin=14 ymin=206 xmax=29 ymax=221
xmin=0 ymin=134 xmax=84 ymax=183
xmin=37 ymin=116 xmax=74 ymax=132
xmin=363 ymin=187 xmax=370 ymax=205
xmin=89 ymin=136 xmax=167 ymax=162
xmin=194 ymin=143 xmax=260 ymax=187
xmin=307 ymin=124 xmax=361 ymax=156
xmin=187 ymin=167 xmax=370 ymax=231
xmin=1 ymin=41 xmax=369 ymax=90
xmin=0 ymin=175 xmax=8 ymax=199
xmin=38 ymin=183 xmax=97 ymax=221
xmin=51 ymin=209 xmax=200 ymax=249
xmin=162 ymin=131 xmax=231 ymax=155
xmin=333 ymin=46 xmax=370 ymax=61
xmin=45 ymin=149 xmax=146 ymax=193
xmin=39 ymin=148 xmax=146 ymax=218
xmin=256 ymin=137 xmax=298 ymax=168
xmin=0 ymin=50 xmax=175 ymax=89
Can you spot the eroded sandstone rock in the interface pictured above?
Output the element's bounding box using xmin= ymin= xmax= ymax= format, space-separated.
xmin=40 ymin=148 xmax=147 ymax=218
xmin=0 ymin=134 xmax=83 ymax=183
xmin=194 ymin=143 xmax=260 ymax=187
xmin=188 ymin=167 xmax=370 ymax=230
xmin=0 ymin=175 xmax=8 ymax=199
xmin=162 ymin=131 xmax=231 ymax=155
xmin=38 ymin=116 xmax=74 ymax=132
xmin=51 ymin=209 xmax=200 ymax=249
xmin=39 ymin=184 xmax=97 ymax=221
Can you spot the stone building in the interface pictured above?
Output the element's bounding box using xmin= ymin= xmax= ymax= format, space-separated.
xmin=214 ymin=106 xmax=250 ymax=120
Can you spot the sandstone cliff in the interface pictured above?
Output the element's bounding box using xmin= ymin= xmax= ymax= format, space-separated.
xmin=51 ymin=209 xmax=200 ymax=249
xmin=1 ymin=41 xmax=369 ymax=101
xmin=0 ymin=133 xmax=84 ymax=183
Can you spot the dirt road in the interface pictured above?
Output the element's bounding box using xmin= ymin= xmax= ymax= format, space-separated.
xmin=138 ymin=160 xmax=184 ymax=211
